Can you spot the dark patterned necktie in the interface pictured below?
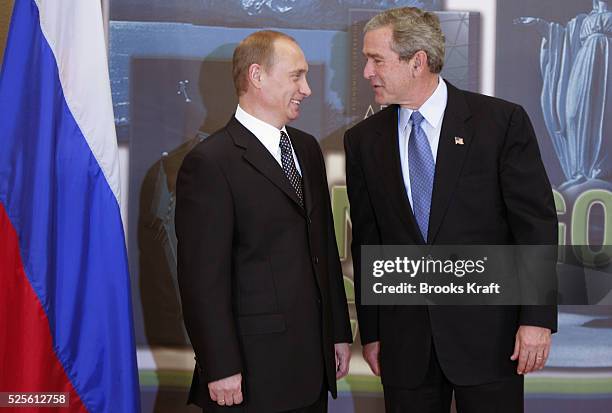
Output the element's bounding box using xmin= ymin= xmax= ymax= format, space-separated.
xmin=279 ymin=131 xmax=304 ymax=208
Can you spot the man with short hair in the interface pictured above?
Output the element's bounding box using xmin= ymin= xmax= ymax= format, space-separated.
xmin=345 ymin=7 xmax=558 ymax=412
xmin=176 ymin=30 xmax=352 ymax=413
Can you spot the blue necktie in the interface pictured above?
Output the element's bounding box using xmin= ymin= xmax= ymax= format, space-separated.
xmin=408 ymin=111 xmax=434 ymax=241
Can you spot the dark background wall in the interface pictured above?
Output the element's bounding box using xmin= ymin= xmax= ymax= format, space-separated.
xmin=0 ymin=0 xmax=14 ymax=68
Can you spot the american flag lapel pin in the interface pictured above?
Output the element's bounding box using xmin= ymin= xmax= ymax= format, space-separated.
xmin=454 ymin=136 xmax=464 ymax=145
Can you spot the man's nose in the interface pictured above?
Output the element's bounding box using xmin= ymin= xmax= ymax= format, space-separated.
xmin=363 ymin=60 xmax=375 ymax=80
xmin=300 ymin=78 xmax=312 ymax=97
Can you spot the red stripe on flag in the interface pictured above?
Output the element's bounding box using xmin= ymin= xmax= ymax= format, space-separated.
xmin=0 ymin=203 xmax=89 ymax=412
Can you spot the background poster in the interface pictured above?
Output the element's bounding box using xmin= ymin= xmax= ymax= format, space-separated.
xmin=104 ymin=0 xmax=611 ymax=411
xmin=495 ymin=0 xmax=612 ymax=363
xmin=495 ymin=2 xmax=612 ymax=412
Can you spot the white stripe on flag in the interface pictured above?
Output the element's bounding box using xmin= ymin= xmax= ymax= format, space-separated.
xmin=34 ymin=0 xmax=121 ymax=204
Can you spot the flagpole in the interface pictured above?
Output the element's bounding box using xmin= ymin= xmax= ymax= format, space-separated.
xmin=101 ymin=0 xmax=110 ymax=51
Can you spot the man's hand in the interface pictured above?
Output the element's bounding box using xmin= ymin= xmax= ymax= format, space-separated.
xmin=511 ymin=325 xmax=552 ymax=375
xmin=208 ymin=373 xmax=243 ymax=406
xmin=362 ymin=341 xmax=381 ymax=376
xmin=335 ymin=343 xmax=351 ymax=379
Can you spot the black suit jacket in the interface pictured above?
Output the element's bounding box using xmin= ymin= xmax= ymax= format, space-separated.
xmin=344 ymin=82 xmax=558 ymax=387
xmin=176 ymin=117 xmax=352 ymax=412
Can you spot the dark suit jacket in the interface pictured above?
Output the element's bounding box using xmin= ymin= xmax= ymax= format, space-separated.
xmin=344 ymin=82 xmax=558 ymax=388
xmin=175 ymin=117 xmax=352 ymax=412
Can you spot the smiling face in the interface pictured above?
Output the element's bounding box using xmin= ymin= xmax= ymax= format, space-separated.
xmin=362 ymin=26 xmax=415 ymax=106
xmin=259 ymin=38 xmax=311 ymax=128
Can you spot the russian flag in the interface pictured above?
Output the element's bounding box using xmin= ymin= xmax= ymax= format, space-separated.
xmin=0 ymin=1 xmax=140 ymax=412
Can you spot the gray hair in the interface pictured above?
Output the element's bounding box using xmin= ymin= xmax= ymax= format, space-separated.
xmin=364 ymin=7 xmax=445 ymax=73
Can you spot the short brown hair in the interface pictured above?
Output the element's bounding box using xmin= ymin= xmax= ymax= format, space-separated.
xmin=232 ymin=30 xmax=296 ymax=96
xmin=364 ymin=7 xmax=445 ymax=73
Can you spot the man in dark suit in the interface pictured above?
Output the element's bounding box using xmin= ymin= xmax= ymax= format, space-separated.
xmin=175 ymin=30 xmax=352 ymax=412
xmin=344 ymin=7 xmax=558 ymax=413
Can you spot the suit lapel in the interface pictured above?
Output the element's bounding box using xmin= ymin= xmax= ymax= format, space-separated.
xmin=287 ymin=130 xmax=324 ymax=291
xmin=226 ymin=118 xmax=306 ymax=215
xmin=428 ymin=83 xmax=472 ymax=243
xmin=289 ymin=129 xmax=315 ymax=217
xmin=373 ymin=105 xmax=423 ymax=243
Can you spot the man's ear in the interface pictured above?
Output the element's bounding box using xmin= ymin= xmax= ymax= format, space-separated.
xmin=412 ymin=50 xmax=428 ymax=75
xmin=248 ymin=63 xmax=264 ymax=90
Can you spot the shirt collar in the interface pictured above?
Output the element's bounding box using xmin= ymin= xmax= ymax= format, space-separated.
xmin=234 ymin=104 xmax=288 ymax=153
xmin=399 ymin=77 xmax=448 ymax=131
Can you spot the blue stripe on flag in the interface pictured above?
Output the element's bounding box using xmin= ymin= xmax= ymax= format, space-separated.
xmin=0 ymin=1 xmax=140 ymax=412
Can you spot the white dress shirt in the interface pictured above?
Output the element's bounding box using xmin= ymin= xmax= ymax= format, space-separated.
xmin=234 ymin=105 xmax=302 ymax=175
xmin=398 ymin=77 xmax=448 ymax=207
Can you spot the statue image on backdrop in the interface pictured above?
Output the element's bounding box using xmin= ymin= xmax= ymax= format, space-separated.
xmin=515 ymin=0 xmax=611 ymax=190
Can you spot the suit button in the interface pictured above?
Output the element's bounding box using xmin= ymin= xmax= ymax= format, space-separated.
xmin=313 ymin=256 xmax=319 ymax=264
xmin=308 ymin=217 xmax=312 ymax=224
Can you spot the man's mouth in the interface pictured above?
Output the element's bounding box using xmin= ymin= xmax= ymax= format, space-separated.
xmin=290 ymin=99 xmax=301 ymax=105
